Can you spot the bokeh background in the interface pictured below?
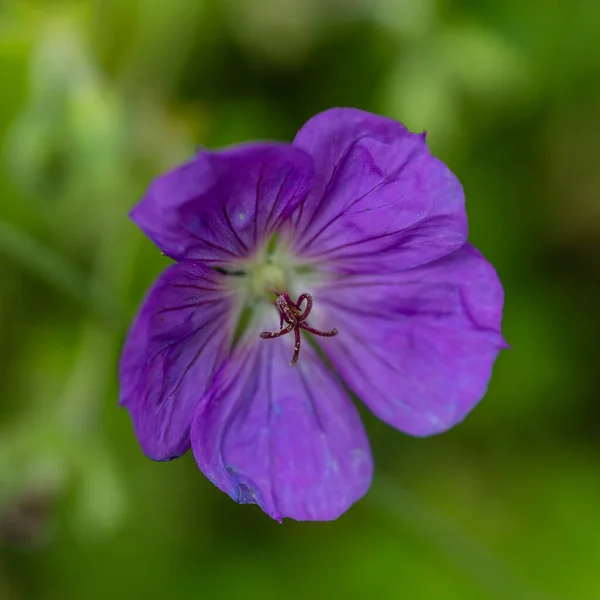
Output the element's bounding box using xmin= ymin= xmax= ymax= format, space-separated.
xmin=1 ymin=0 xmax=599 ymax=598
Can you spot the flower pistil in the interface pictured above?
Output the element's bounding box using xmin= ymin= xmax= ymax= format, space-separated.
xmin=260 ymin=293 xmax=339 ymax=366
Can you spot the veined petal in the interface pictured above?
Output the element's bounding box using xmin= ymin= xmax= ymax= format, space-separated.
xmin=191 ymin=331 xmax=373 ymax=522
xmin=131 ymin=144 xmax=314 ymax=263
xmin=119 ymin=262 xmax=239 ymax=460
xmin=290 ymin=108 xmax=466 ymax=271
xmin=314 ymin=244 xmax=506 ymax=436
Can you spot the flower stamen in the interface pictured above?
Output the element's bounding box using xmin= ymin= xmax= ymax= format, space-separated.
xmin=260 ymin=293 xmax=339 ymax=366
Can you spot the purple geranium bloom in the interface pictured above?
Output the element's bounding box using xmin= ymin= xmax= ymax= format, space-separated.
xmin=120 ymin=108 xmax=505 ymax=522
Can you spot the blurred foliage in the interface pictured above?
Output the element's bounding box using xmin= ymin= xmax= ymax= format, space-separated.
xmin=0 ymin=0 xmax=599 ymax=599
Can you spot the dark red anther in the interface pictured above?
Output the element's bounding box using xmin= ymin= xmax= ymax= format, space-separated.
xmin=260 ymin=293 xmax=339 ymax=366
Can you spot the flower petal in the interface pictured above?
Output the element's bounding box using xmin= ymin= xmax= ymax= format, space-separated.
xmin=290 ymin=108 xmax=466 ymax=271
xmin=314 ymin=244 xmax=506 ymax=436
xmin=191 ymin=332 xmax=373 ymax=521
xmin=119 ymin=262 xmax=239 ymax=460
xmin=131 ymin=144 xmax=314 ymax=263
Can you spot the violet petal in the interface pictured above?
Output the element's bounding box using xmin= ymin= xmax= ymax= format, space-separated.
xmin=314 ymin=244 xmax=506 ymax=436
xmin=191 ymin=333 xmax=373 ymax=521
xmin=119 ymin=262 xmax=238 ymax=460
xmin=131 ymin=143 xmax=314 ymax=263
xmin=291 ymin=107 xmax=466 ymax=271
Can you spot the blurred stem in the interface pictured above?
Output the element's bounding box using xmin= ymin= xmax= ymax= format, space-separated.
xmin=58 ymin=184 xmax=142 ymax=433
xmin=113 ymin=0 xmax=206 ymax=100
xmin=0 ymin=219 xmax=124 ymax=329
xmin=373 ymin=476 xmax=562 ymax=600
xmin=58 ymin=321 xmax=114 ymax=434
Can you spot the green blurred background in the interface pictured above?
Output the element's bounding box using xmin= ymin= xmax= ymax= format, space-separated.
xmin=1 ymin=0 xmax=599 ymax=598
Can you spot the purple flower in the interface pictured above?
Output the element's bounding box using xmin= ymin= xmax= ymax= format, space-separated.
xmin=120 ymin=108 xmax=505 ymax=521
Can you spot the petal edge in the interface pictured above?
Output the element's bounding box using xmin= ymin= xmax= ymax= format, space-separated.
xmin=192 ymin=332 xmax=373 ymax=521
xmin=120 ymin=262 xmax=239 ymax=460
xmin=314 ymin=243 xmax=506 ymax=436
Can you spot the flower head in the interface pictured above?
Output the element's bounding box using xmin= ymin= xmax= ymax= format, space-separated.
xmin=120 ymin=108 xmax=505 ymax=521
